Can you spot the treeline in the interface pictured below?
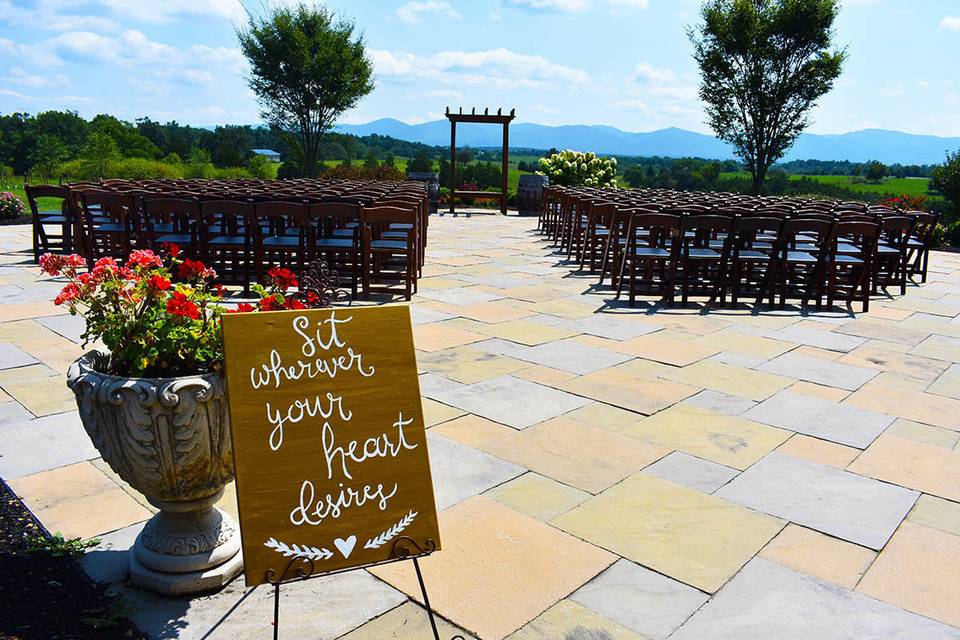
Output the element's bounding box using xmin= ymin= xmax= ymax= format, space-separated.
xmin=773 ymin=159 xmax=935 ymax=178
xmin=0 ymin=109 xmax=449 ymax=180
xmin=619 ymin=156 xmax=949 ymax=211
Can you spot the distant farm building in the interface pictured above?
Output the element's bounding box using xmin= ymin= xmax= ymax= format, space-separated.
xmin=252 ymin=149 xmax=281 ymax=162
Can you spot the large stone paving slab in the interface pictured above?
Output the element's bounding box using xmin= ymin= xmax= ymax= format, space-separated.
xmin=743 ymin=390 xmax=894 ymax=448
xmin=122 ymin=564 xmax=406 ymax=640
xmin=755 ymin=351 xmax=878 ymax=390
xmin=9 ymin=461 xmax=151 ymax=538
xmin=0 ymin=342 xmax=38 ymax=369
xmin=715 ymin=452 xmax=919 ymax=549
xmin=430 ymin=375 xmax=591 ymax=429
xmin=0 ymin=411 xmax=99 ymax=479
xmin=857 ymin=520 xmax=960 ymax=628
xmin=671 ymin=558 xmax=960 ymax=640
xmin=482 ymin=416 xmax=669 ymax=494
xmin=509 ymin=337 xmax=635 ymax=374
xmin=642 ymin=451 xmax=739 ymax=494
xmin=845 ymin=377 xmax=960 ymax=431
xmin=507 ymin=599 xmax=643 ymax=639
xmin=427 ymin=433 xmax=524 ymax=510
xmin=625 ymin=404 xmax=790 ymax=470
xmin=341 ymin=602 xmax=477 ymax=640
xmin=570 ymin=558 xmax=709 ymax=640
xmin=370 ymin=496 xmax=616 ymax=640
xmin=758 ymin=523 xmax=876 ymax=589
xmin=552 ymin=474 xmax=784 ymax=593
xmin=558 ymin=366 xmax=698 ymax=415
xmin=656 ymin=359 xmax=794 ymax=402
xmin=848 ymin=434 xmax=960 ymax=501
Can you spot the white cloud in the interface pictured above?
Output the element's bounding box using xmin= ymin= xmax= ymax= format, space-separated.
xmin=507 ymin=0 xmax=648 ymax=13
xmin=88 ymin=0 xmax=247 ymax=23
xmin=395 ymin=1 xmax=461 ymax=24
xmin=0 ymin=0 xmax=120 ymax=32
xmin=607 ymin=0 xmax=649 ymax=10
xmin=631 ymin=62 xmax=677 ymax=84
xmin=51 ymin=29 xmax=245 ymax=72
xmin=371 ymin=47 xmax=589 ymax=89
xmin=940 ymin=16 xmax=960 ymax=31
xmin=507 ymin=0 xmax=590 ymax=11
xmin=2 ymin=67 xmax=70 ymax=88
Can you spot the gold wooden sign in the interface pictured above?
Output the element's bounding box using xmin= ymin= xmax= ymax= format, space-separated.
xmin=222 ymin=306 xmax=441 ymax=587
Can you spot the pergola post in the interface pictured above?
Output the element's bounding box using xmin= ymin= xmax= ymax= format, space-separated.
xmin=444 ymin=107 xmax=516 ymax=216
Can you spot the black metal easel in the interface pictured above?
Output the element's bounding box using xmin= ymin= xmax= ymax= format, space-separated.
xmin=265 ymin=536 xmax=464 ymax=640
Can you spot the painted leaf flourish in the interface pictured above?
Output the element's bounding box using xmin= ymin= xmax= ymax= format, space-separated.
xmin=263 ymin=537 xmax=333 ymax=561
xmin=364 ymin=510 xmax=418 ymax=550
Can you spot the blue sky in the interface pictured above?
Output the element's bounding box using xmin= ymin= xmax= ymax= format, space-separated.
xmin=1 ymin=0 xmax=958 ymax=136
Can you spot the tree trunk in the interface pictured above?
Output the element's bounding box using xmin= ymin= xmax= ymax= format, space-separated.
xmin=750 ymin=165 xmax=767 ymax=195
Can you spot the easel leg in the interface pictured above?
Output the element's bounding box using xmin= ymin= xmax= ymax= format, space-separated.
xmin=412 ymin=557 xmax=442 ymax=640
xmin=273 ymin=581 xmax=281 ymax=640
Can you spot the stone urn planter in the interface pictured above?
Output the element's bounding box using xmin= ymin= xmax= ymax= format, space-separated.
xmin=67 ymin=351 xmax=242 ymax=595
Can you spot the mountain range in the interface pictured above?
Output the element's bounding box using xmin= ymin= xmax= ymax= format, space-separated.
xmin=333 ymin=118 xmax=959 ymax=165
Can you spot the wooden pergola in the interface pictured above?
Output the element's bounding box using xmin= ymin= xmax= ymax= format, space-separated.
xmin=445 ymin=107 xmax=516 ymax=215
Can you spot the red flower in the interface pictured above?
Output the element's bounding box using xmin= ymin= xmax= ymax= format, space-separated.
xmin=284 ymin=297 xmax=306 ymax=310
xmin=162 ymin=242 xmax=181 ymax=258
xmin=127 ymin=250 xmax=163 ymax=269
xmin=39 ymin=253 xmax=65 ymax=276
xmin=227 ymin=302 xmax=257 ymax=314
xmin=92 ymin=257 xmax=118 ymax=279
xmin=267 ymin=266 xmax=298 ymax=292
xmin=213 ymin=283 xmax=225 ymax=297
xmin=54 ymin=283 xmax=80 ymax=306
xmin=178 ymin=259 xmax=206 ymax=281
xmin=166 ymin=291 xmax=199 ymax=319
xmin=149 ymin=275 xmax=171 ymax=291
xmin=259 ymin=295 xmax=284 ymax=311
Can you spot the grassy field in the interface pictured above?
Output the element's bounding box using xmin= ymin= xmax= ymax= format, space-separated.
xmin=720 ymin=171 xmax=938 ymax=199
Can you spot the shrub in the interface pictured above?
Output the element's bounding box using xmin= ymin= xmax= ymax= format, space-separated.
xmin=0 ymin=192 xmax=26 ymax=220
xmin=538 ymin=150 xmax=617 ymax=188
xmin=0 ymin=164 xmax=14 ymax=179
xmin=931 ymin=150 xmax=960 ymax=210
xmin=950 ymin=222 xmax=960 ymax=249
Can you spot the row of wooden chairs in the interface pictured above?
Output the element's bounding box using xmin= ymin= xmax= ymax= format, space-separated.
xmin=25 ymin=179 xmax=430 ymax=301
xmin=539 ymin=186 xmax=939 ymax=311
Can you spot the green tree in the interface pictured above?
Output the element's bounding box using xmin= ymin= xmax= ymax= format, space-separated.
xmin=30 ymin=134 xmax=68 ymax=179
xmin=408 ymin=149 xmax=433 ymax=173
xmin=185 ymin=146 xmax=214 ymax=178
xmin=931 ymin=150 xmax=960 ymax=212
xmin=689 ymin=0 xmax=846 ymax=193
xmin=211 ymin=125 xmax=254 ymax=167
xmin=363 ymin=149 xmax=380 ymax=169
xmin=248 ymin=153 xmax=273 ymax=179
xmin=864 ymin=160 xmax=887 ymax=183
xmin=81 ymin=132 xmax=120 ymax=178
xmin=238 ymin=3 xmax=374 ymax=177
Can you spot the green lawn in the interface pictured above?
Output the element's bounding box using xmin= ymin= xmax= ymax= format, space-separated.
xmin=720 ymin=171 xmax=939 ymax=199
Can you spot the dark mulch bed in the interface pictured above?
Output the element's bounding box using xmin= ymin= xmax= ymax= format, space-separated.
xmin=0 ymin=477 xmax=143 ymax=640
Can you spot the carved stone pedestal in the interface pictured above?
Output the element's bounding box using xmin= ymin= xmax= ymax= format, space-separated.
xmin=131 ymin=489 xmax=243 ymax=595
xmin=67 ymin=351 xmax=243 ymax=595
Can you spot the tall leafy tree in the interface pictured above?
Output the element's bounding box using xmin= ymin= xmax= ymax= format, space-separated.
xmin=238 ymin=3 xmax=374 ymax=177
xmin=689 ymin=0 xmax=846 ymax=192
xmin=931 ymin=150 xmax=960 ymax=213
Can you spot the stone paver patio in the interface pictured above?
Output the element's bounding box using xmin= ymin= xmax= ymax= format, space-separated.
xmin=2 ymin=212 xmax=960 ymax=639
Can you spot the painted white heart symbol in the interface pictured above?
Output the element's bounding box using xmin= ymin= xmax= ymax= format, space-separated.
xmin=334 ymin=535 xmax=357 ymax=559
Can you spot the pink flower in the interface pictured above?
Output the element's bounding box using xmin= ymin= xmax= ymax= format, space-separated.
xmin=54 ymin=283 xmax=80 ymax=306
xmin=127 ymin=250 xmax=163 ymax=269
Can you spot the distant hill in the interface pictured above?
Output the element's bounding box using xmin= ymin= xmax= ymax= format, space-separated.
xmin=333 ymin=118 xmax=959 ymax=165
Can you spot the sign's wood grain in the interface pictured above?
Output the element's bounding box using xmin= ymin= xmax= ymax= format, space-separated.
xmin=222 ymin=306 xmax=440 ymax=587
